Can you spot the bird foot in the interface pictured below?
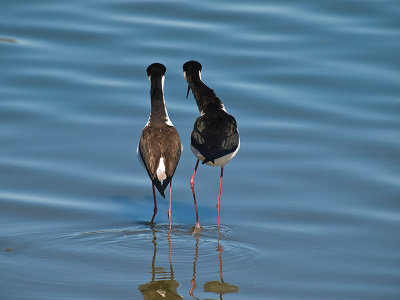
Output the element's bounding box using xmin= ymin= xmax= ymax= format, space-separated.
xmin=192 ymin=224 xmax=201 ymax=235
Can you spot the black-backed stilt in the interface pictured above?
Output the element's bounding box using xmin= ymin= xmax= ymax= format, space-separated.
xmin=183 ymin=60 xmax=240 ymax=229
xmin=138 ymin=63 xmax=182 ymax=230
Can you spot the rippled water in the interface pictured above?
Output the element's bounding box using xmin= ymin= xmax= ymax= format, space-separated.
xmin=1 ymin=0 xmax=400 ymax=299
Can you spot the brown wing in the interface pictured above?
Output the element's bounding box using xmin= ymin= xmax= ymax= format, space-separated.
xmin=139 ymin=125 xmax=159 ymax=181
xmin=162 ymin=126 xmax=182 ymax=178
xmin=139 ymin=124 xmax=181 ymax=196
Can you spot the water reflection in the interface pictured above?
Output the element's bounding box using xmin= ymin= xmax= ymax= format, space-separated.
xmin=138 ymin=227 xmax=239 ymax=300
xmin=138 ymin=229 xmax=183 ymax=300
xmin=190 ymin=231 xmax=239 ymax=300
xmin=189 ymin=235 xmax=199 ymax=299
xmin=0 ymin=37 xmax=17 ymax=44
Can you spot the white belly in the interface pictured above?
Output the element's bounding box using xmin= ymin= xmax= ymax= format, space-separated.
xmin=190 ymin=139 xmax=240 ymax=167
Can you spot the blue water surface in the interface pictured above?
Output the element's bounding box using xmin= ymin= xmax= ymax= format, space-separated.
xmin=1 ymin=0 xmax=400 ymax=299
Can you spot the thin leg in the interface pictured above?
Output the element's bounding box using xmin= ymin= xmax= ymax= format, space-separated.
xmin=168 ymin=231 xmax=173 ymax=274
xmin=217 ymin=167 xmax=224 ymax=228
xmin=150 ymin=183 xmax=157 ymax=224
xmin=168 ymin=179 xmax=172 ymax=231
xmin=191 ymin=160 xmax=200 ymax=229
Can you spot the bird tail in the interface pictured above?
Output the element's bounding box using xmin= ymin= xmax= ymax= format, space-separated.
xmin=152 ymin=177 xmax=171 ymax=198
xmin=202 ymin=157 xmax=215 ymax=165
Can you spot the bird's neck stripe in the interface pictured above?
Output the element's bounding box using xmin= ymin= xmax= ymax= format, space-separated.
xmin=184 ymin=71 xmax=202 ymax=81
xmin=200 ymin=103 xmax=227 ymax=116
xmin=148 ymin=75 xmax=165 ymax=91
xmin=148 ymin=75 xmax=173 ymax=126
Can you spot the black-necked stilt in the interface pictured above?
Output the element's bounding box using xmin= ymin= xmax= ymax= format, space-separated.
xmin=138 ymin=63 xmax=182 ymax=230
xmin=183 ymin=60 xmax=240 ymax=229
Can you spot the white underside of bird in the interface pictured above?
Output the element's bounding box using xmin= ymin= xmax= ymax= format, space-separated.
xmin=190 ymin=139 xmax=240 ymax=167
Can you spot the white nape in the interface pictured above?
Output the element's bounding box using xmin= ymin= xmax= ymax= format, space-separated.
xmin=184 ymin=71 xmax=201 ymax=81
xmin=161 ymin=75 xmax=173 ymax=126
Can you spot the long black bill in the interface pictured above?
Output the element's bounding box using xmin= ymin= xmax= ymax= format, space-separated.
xmin=186 ymin=85 xmax=191 ymax=99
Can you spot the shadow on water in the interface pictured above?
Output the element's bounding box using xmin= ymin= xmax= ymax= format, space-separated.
xmin=110 ymin=194 xmax=214 ymax=226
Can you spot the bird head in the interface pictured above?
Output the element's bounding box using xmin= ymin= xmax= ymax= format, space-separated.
xmin=183 ymin=60 xmax=202 ymax=99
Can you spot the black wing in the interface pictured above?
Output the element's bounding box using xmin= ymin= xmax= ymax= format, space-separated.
xmin=191 ymin=112 xmax=239 ymax=164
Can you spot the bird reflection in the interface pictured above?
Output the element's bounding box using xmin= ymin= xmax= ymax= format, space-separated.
xmin=138 ymin=229 xmax=183 ymax=300
xmin=190 ymin=231 xmax=239 ymax=300
xmin=189 ymin=235 xmax=200 ymax=299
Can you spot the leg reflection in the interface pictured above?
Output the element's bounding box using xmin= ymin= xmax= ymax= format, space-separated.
xmin=189 ymin=234 xmax=200 ymax=300
xmin=138 ymin=228 xmax=183 ymax=299
xmin=203 ymin=230 xmax=240 ymax=299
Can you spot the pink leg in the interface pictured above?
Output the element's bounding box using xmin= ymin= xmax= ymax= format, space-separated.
xmin=168 ymin=179 xmax=172 ymax=231
xmin=150 ymin=183 xmax=157 ymax=224
xmin=217 ymin=167 xmax=224 ymax=228
xmin=191 ymin=160 xmax=200 ymax=229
